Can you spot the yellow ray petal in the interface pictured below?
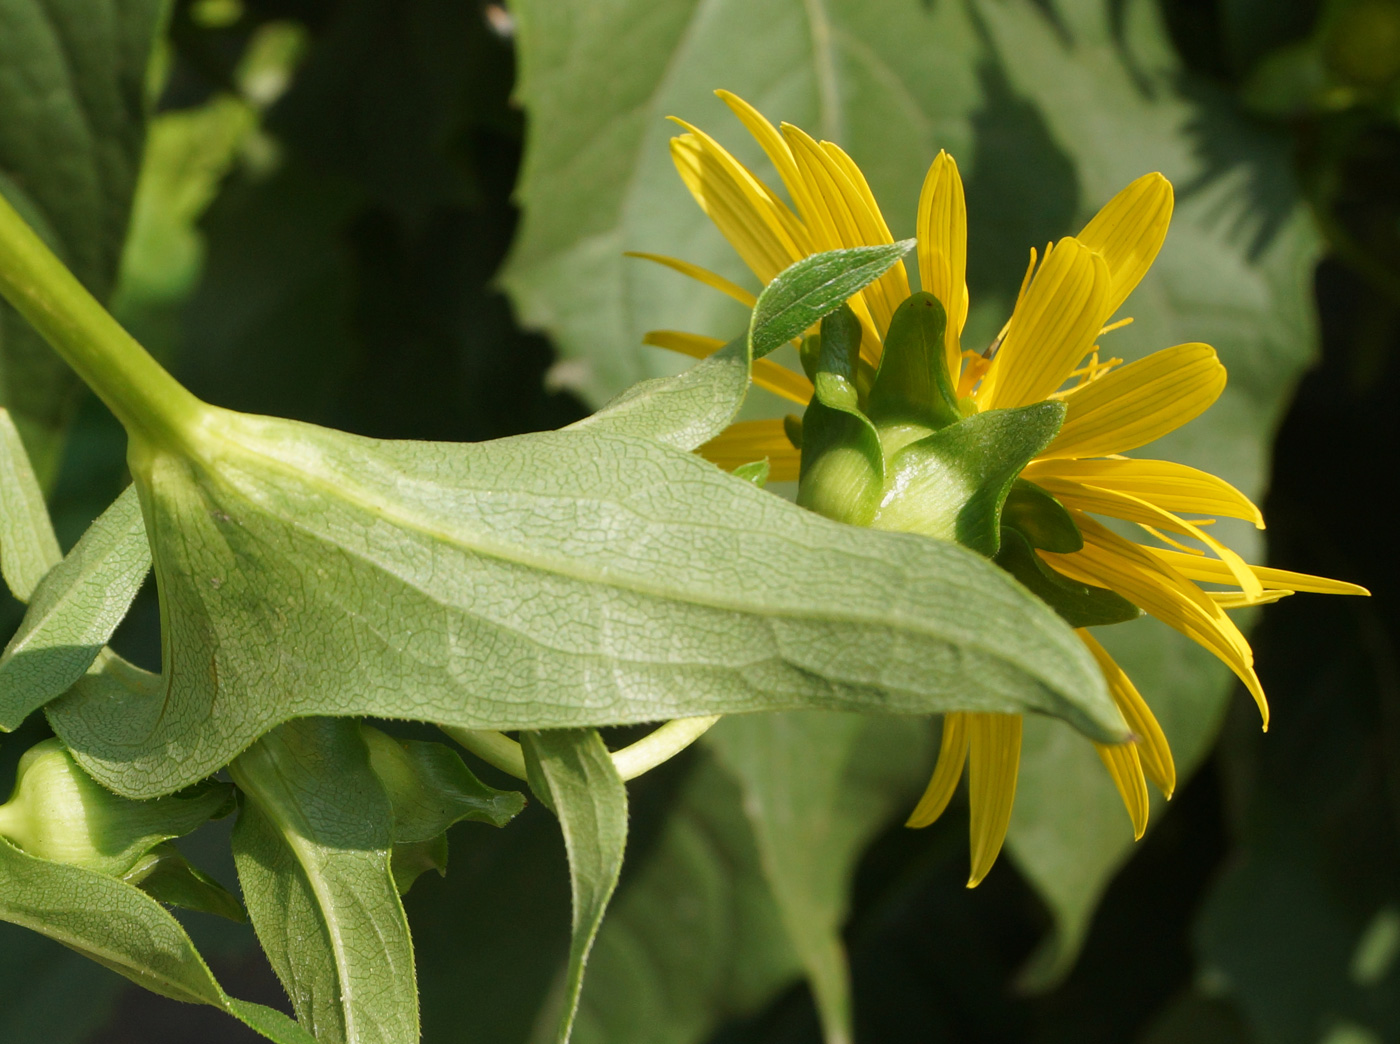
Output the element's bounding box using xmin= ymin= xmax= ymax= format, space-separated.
xmin=917 ymin=151 xmax=969 ymax=380
xmin=780 ymin=124 xmax=909 ymax=338
xmin=907 ymin=712 xmax=969 ymax=828
xmin=1029 ymin=478 xmax=1263 ymax=601
xmin=669 ymin=127 xmax=806 ymax=283
xmin=1210 ymin=589 xmax=1293 ymax=608
xmin=1094 ymin=739 xmax=1150 ymax=840
xmin=1079 ymin=630 xmax=1176 ymax=797
xmin=966 ymin=713 xmax=1022 ymax=887
xmin=698 ymin=419 xmax=801 ymax=481
xmin=1023 ymin=457 xmax=1263 ymax=528
xmin=715 ymin=90 xmax=810 ymax=217
xmin=625 ymin=252 xmax=757 ymax=307
xmin=1146 ymin=548 xmax=1372 ymax=596
xmin=1044 ymin=516 xmax=1270 ymax=727
xmin=977 ymin=238 xmax=1111 ymax=410
xmin=1040 ymin=343 xmax=1226 ymax=459
xmin=1077 ymin=173 xmax=1173 ymax=318
xmin=642 ymin=331 xmax=815 ymax=405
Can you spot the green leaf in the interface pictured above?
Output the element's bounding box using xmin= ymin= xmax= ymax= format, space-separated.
xmin=1001 ymin=480 xmax=1083 ymax=554
xmin=0 ymin=406 xmax=62 ymax=602
xmin=0 ymin=0 xmax=168 ymax=483
xmin=797 ymin=306 xmax=884 ymax=526
xmin=0 ymin=835 xmax=314 ymax=1044
xmin=866 ymin=292 xmax=962 ymax=447
xmin=993 ymin=528 xmax=1141 ymax=629
xmin=748 ymin=243 xmax=913 ymax=360
xmin=122 ymin=842 xmax=246 ymax=923
xmin=522 ymin=728 xmax=629 ymax=1044
xmin=706 ymin=713 xmax=934 ymax=1044
xmin=872 ymin=402 xmax=1066 ymax=557
xmin=47 ymin=415 xmax=1122 ymax=799
xmin=503 ymin=0 xmax=1320 ymax=987
xmin=572 ymin=751 xmax=803 ymax=1044
xmin=230 ymin=718 xmax=418 ymax=1044
xmin=0 ymin=484 xmax=149 ymax=731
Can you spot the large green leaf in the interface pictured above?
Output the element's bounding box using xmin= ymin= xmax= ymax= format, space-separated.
xmin=0 ymin=484 xmax=148 ymax=730
xmin=0 ymin=0 xmax=166 ymax=482
xmin=0 ymin=834 xmax=314 ymax=1043
xmin=45 ymin=411 xmax=1121 ymax=799
xmin=0 ymin=406 xmax=62 ymax=602
xmin=706 ymin=713 xmax=933 ymax=1044
xmin=523 ymin=729 xmax=629 ymax=1044
xmin=503 ymin=0 xmax=1320 ymax=984
xmin=571 ymin=751 xmax=804 ymax=1044
xmin=230 ymin=718 xmax=418 ymax=1044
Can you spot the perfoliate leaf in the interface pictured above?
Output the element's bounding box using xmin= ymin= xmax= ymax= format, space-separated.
xmin=873 ymin=402 xmax=1066 ymax=557
xmin=523 ymin=729 xmax=628 ymax=1044
xmin=0 ymin=835 xmax=314 ymax=1044
xmin=0 ymin=0 xmax=167 ymax=483
xmin=48 ymin=410 xmax=1123 ymax=799
xmin=0 ymin=406 xmax=62 ymax=602
xmin=230 ymin=718 xmax=418 ymax=1044
xmin=0 ymin=484 xmax=149 ymax=731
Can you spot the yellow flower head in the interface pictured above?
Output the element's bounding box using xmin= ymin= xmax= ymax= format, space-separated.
xmin=633 ymin=91 xmax=1368 ymax=887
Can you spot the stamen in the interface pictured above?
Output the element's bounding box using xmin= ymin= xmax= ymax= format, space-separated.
xmin=1099 ymin=316 xmax=1135 ymax=336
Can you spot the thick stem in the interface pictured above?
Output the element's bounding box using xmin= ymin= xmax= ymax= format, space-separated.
xmin=0 ymin=191 xmax=207 ymax=449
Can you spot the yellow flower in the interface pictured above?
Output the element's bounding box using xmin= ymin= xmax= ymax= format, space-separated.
xmin=633 ymin=91 xmax=1368 ymax=887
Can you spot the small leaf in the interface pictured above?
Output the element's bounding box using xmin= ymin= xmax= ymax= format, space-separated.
xmin=123 ymin=843 xmax=247 ymax=923
xmin=0 ymin=835 xmax=314 ymax=1044
xmin=873 ymin=401 xmax=1067 ymax=557
xmin=1002 ymin=479 xmax=1083 ymax=554
xmin=866 ymin=292 xmax=962 ymax=448
xmin=0 ymin=485 xmax=149 ymax=731
xmin=0 ymin=406 xmax=62 ymax=602
xmin=230 ymin=718 xmax=418 ymax=1044
xmin=993 ymin=528 xmax=1142 ymax=628
xmin=522 ymin=728 xmax=628 ymax=1044
xmin=749 ymin=243 xmax=914 ymax=360
xmin=731 ymin=459 xmax=771 ymax=487
xmin=47 ymin=413 xmax=1123 ymax=800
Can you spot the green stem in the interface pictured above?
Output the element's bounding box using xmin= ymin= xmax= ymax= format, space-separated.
xmin=0 ymin=190 xmax=206 ymax=449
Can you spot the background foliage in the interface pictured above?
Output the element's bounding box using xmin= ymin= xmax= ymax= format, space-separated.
xmin=0 ymin=0 xmax=1396 ymax=1041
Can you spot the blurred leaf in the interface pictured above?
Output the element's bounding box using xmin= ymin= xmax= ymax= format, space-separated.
xmin=523 ymin=729 xmax=629 ymax=1044
xmin=230 ymin=718 xmax=418 ymax=1044
xmin=706 ymin=713 xmax=933 ymax=1044
xmin=0 ymin=406 xmax=62 ymax=602
xmin=504 ymin=0 xmax=1322 ymax=991
xmin=572 ymin=751 xmax=803 ymax=1044
xmin=0 ymin=835 xmax=313 ymax=1043
xmin=0 ymin=0 xmax=167 ymax=482
xmin=45 ymin=411 xmax=1118 ymax=799
xmin=0 ymin=485 xmax=147 ymax=731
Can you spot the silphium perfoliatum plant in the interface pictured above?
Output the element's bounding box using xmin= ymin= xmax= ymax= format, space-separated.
xmin=0 ymin=164 xmax=1130 ymax=1042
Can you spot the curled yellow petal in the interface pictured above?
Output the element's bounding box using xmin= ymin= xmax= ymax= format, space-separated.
xmin=978 ymin=238 xmax=1111 ymax=410
xmin=626 ymin=252 xmax=757 ymax=307
xmin=642 ymin=330 xmax=814 ymax=405
xmin=698 ymin=419 xmax=801 ymax=481
xmin=966 ymin=713 xmax=1022 ymax=888
xmin=1094 ymin=739 xmax=1150 ymax=840
xmin=917 ymin=151 xmax=969 ymax=381
xmin=1023 ymin=457 xmax=1263 ymax=528
xmin=1040 ymin=343 xmax=1226 ymax=459
xmin=907 ymin=712 xmax=969 ymax=828
xmin=1079 ymin=630 xmax=1176 ymax=797
xmin=1077 ymin=172 xmax=1174 ymax=318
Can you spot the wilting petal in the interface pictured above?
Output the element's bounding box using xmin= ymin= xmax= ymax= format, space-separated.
xmin=966 ymin=712 xmax=1022 ymax=887
xmin=907 ymin=712 xmax=969 ymax=828
xmin=917 ymin=151 xmax=969 ymax=381
xmin=643 ymin=330 xmax=814 ymax=405
xmin=1077 ymin=173 xmax=1173 ymax=318
xmin=978 ymin=238 xmax=1110 ymax=410
xmin=1024 ymin=457 xmax=1263 ymax=528
xmin=1040 ymin=343 xmax=1226 ymax=459
xmin=1079 ymin=629 xmax=1176 ymax=796
xmin=698 ymin=419 xmax=801 ymax=481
